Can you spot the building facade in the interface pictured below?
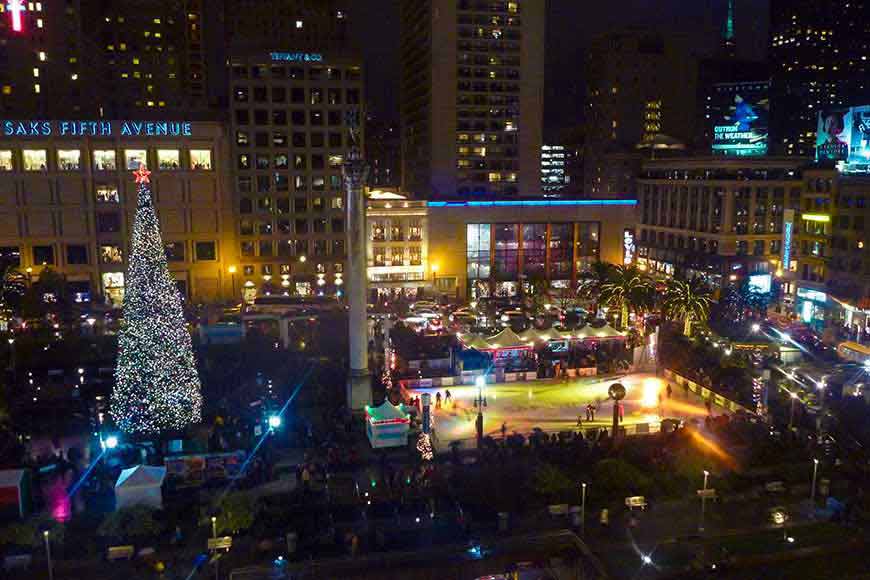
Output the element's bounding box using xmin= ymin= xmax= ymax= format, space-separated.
xmin=584 ymin=29 xmax=697 ymax=197
xmin=636 ymin=157 xmax=812 ymax=287
xmin=0 ymin=120 xmax=232 ymax=304
xmin=366 ymin=191 xmax=429 ymax=301
xmin=769 ymin=0 xmax=869 ymax=157
xmin=427 ymin=199 xmax=637 ymax=299
xmin=228 ymin=51 xmax=363 ymax=298
xmin=541 ymin=144 xmax=571 ymax=193
xmin=0 ymin=0 xmax=212 ymax=118
xmin=399 ymin=0 xmax=545 ymax=197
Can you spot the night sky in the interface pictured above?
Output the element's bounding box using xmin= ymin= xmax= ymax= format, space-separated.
xmin=356 ymin=0 xmax=770 ymax=135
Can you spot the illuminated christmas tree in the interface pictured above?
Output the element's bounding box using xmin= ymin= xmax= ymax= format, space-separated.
xmin=111 ymin=164 xmax=202 ymax=434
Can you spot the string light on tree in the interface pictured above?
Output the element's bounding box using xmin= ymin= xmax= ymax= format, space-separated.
xmin=111 ymin=164 xmax=202 ymax=434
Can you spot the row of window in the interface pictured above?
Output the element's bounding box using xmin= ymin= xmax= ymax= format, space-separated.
xmin=231 ymin=65 xmax=361 ymax=82
xmin=239 ymin=217 xmax=344 ymax=236
xmin=237 ymin=173 xmax=343 ymax=193
xmin=237 ymin=262 xmax=344 ymax=278
xmin=237 ymin=152 xmax=343 ymax=170
xmin=234 ymin=86 xmax=357 ymax=106
xmin=240 ymin=239 xmax=344 ymax=259
xmin=239 ymin=195 xmax=343 ymax=214
xmin=234 ymin=104 xmax=358 ymax=126
xmin=0 ymin=148 xmax=212 ymax=172
xmin=0 ymin=241 xmax=218 ymax=267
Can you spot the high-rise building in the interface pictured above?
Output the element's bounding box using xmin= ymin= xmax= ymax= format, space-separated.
xmin=540 ymin=145 xmax=570 ymax=193
xmin=399 ymin=0 xmax=545 ymax=198
xmin=222 ymin=0 xmax=350 ymax=52
xmin=584 ymin=29 xmax=697 ymax=197
xmin=769 ymin=0 xmax=869 ymax=157
xmin=227 ymin=51 xmax=363 ymax=297
xmin=0 ymin=0 xmax=212 ymax=118
xmin=365 ymin=116 xmax=401 ymax=188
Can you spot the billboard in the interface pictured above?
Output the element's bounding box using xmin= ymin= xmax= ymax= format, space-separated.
xmin=816 ymin=106 xmax=870 ymax=173
xmin=711 ymin=82 xmax=769 ymax=156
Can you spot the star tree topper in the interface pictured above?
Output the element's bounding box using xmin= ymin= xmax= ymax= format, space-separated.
xmin=133 ymin=164 xmax=151 ymax=184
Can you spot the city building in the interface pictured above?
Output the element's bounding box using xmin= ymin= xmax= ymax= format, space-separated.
xmin=365 ymin=116 xmax=401 ymax=188
xmin=636 ymin=157 xmax=812 ymax=292
xmin=0 ymin=120 xmax=232 ymax=304
xmin=227 ymin=50 xmax=363 ymax=298
xmin=585 ymin=29 xmax=697 ymax=197
xmin=222 ymin=0 xmax=350 ymax=52
xmin=427 ymin=198 xmax=638 ymax=299
xmin=793 ymin=168 xmax=869 ymax=332
xmin=541 ymin=145 xmax=570 ymax=193
xmin=399 ymin=0 xmax=545 ymax=197
xmin=366 ymin=190 xmax=428 ymax=301
xmin=0 ymin=0 xmax=212 ymax=118
xmin=769 ymin=0 xmax=869 ymax=157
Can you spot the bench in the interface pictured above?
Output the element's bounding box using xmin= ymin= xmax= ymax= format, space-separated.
xmin=107 ymin=545 xmax=135 ymax=561
xmin=625 ymin=496 xmax=648 ymax=511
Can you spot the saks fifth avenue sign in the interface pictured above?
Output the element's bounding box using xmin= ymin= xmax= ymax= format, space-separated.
xmin=2 ymin=120 xmax=193 ymax=138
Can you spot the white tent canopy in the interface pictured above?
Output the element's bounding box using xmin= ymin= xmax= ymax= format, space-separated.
xmin=114 ymin=465 xmax=166 ymax=511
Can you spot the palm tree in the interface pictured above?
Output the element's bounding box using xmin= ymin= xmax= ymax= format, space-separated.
xmin=578 ymin=261 xmax=613 ymax=316
xmin=599 ymin=264 xmax=654 ymax=329
xmin=663 ymin=277 xmax=713 ymax=337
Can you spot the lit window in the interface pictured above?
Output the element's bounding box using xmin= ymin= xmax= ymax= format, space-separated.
xmin=32 ymin=68 xmax=39 ymax=78
xmin=0 ymin=151 xmax=12 ymax=171
xmin=93 ymin=150 xmax=117 ymax=171
xmin=38 ymin=51 xmax=46 ymax=61
xmin=95 ymin=184 xmax=120 ymax=203
xmin=1 ymin=86 xmax=10 ymax=95
xmin=57 ymin=149 xmax=81 ymax=171
xmin=190 ymin=149 xmax=212 ymax=170
xmin=125 ymin=149 xmax=147 ymax=170
xmin=34 ymin=84 xmax=40 ymax=94
xmin=157 ymin=149 xmax=180 ymax=170
xmin=100 ymin=245 xmax=123 ymax=264
xmin=71 ymin=74 xmax=78 ymax=81
xmin=23 ymin=149 xmax=47 ymax=171
xmin=295 ymin=20 xmax=303 ymax=29
xmin=37 ymin=18 xmax=43 ymax=28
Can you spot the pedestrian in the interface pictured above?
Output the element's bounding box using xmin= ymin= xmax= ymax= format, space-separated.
xmin=577 ymin=414 xmax=583 ymax=428
xmin=501 ymin=422 xmax=507 ymax=440
xmin=618 ymin=402 xmax=624 ymax=423
xmin=435 ymin=391 xmax=442 ymax=409
xmin=666 ymin=383 xmax=673 ymax=399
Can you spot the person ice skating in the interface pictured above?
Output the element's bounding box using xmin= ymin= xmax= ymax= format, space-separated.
xmin=445 ymin=389 xmax=452 ymax=407
xmin=435 ymin=391 xmax=442 ymax=409
xmin=501 ymin=422 xmax=507 ymax=439
xmin=577 ymin=414 xmax=583 ymax=428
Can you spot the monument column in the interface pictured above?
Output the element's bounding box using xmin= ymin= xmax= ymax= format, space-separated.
xmin=343 ymin=112 xmax=371 ymax=410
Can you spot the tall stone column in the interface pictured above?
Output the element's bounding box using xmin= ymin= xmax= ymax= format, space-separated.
xmin=343 ymin=140 xmax=371 ymax=411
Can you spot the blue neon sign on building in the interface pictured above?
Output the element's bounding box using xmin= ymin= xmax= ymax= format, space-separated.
xmin=270 ymin=52 xmax=323 ymax=63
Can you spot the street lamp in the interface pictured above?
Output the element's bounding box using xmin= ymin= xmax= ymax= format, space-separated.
xmin=104 ymin=435 xmax=119 ymax=450
xmin=210 ymin=515 xmax=217 ymax=539
xmin=699 ymin=469 xmax=710 ymax=532
xmin=810 ymin=458 xmax=819 ymax=507
xmin=580 ymin=482 xmax=587 ymax=536
xmin=43 ymin=530 xmax=53 ymax=580
xmin=474 ymin=375 xmax=487 ymax=448
xmin=228 ymin=265 xmax=238 ymax=299
xmin=788 ymin=391 xmax=798 ymax=430
xmin=431 ymin=263 xmax=439 ymax=294
xmin=751 ymin=323 xmax=761 ymax=333
xmin=268 ymin=414 xmax=282 ymax=430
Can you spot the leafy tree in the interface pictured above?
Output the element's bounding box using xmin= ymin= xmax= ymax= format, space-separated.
xmin=533 ymin=463 xmax=576 ymax=504
xmin=20 ymin=268 xmax=72 ymax=322
xmin=663 ymin=277 xmax=713 ymax=336
xmin=738 ymin=277 xmax=781 ymax=318
xmin=203 ymin=492 xmax=258 ymax=535
xmin=97 ymin=505 xmax=164 ymax=542
xmin=578 ymin=261 xmax=613 ymax=315
xmin=593 ymin=459 xmax=652 ymax=498
xmin=599 ymin=265 xmax=654 ymax=329
xmin=0 ymin=515 xmax=64 ymax=549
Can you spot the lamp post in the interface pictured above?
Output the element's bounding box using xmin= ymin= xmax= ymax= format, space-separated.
xmin=580 ymin=482 xmax=587 ymax=536
xmin=608 ymin=383 xmax=626 ymax=438
xmin=699 ymin=469 xmax=709 ymax=532
xmin=474 ymin=375 xmax=487 ymax=448
xmin=6 ymin=337 xmax=14 ymax=374
xmin=788 ymin=391 xmax=798 ymax=430
xmin=431 ymin=264 xmax=439 ymax=297
xmin=810 ymin=458 xmax=819 ymax=507
xmin=43 ymin=530 xmax=53 ymax=580
xmin=227 ymin=265 xmax=237 ymax=299
xmin=211 ymin=515 xmax=217 ymax=539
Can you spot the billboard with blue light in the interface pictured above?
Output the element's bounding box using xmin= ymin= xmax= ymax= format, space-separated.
xmin=816 ymin=106 xmax=870 ymax=174
xmin=711 ymin=82 xmax=769 ymax=157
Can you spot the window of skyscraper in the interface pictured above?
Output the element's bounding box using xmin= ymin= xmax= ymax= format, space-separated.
xmin=0 ymin=151 xmax=11 ymax=171
xmin=190 ymin=150 xmax=211 ymax=170
xmin=157 ymin=149 xmax=180 ymax=170
xmin=125 ymin=149 xmax=146 ymax=170
xmin=57 ymin=150 xmax=81 ymax=171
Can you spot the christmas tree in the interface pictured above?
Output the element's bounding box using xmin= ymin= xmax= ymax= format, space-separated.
xmin=111 ymin=164 xmax=202 ymax=434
